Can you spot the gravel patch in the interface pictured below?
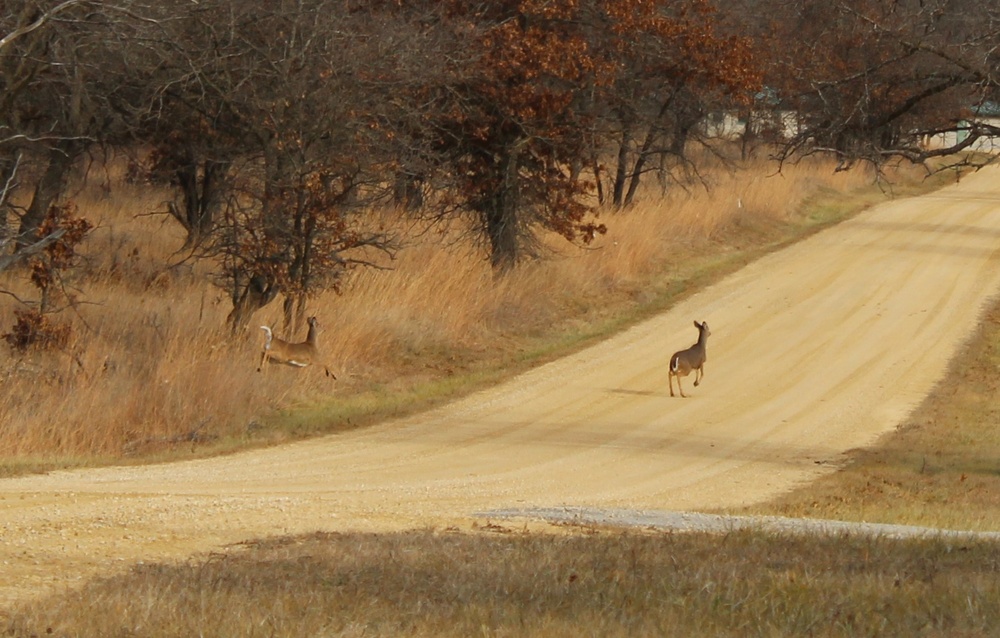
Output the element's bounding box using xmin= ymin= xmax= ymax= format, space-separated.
xmin=483 ymin=507 xmax=1000 ymax=541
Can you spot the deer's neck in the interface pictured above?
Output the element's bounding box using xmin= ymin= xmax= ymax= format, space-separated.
xmin=696 ymin=331 xmax=708 ymax=352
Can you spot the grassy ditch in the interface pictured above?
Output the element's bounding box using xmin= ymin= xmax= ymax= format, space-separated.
xmin=6 ymin=528 xmax=999 ymax=637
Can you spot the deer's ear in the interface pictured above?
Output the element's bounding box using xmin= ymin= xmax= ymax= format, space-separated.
xmin=694 ymin=321 xmax=702 ymax=329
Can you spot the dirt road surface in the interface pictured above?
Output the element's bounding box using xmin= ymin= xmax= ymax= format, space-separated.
xmin=4 ymin=170 xmax=1000 ymax=607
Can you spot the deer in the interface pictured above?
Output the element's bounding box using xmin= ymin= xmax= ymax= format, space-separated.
xmin=668 ymin=320 xmax=711 ymax=398
xmin=258 ymin=316 xmax=335 ymax=378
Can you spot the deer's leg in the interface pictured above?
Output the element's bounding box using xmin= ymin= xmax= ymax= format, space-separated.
xmin=257 ymin=350 xmax=269 ymax=372
xmin=694 ymin=365 xmax=704 ymax=387
xmin=676 ymin=375 xmax=686 ymax=398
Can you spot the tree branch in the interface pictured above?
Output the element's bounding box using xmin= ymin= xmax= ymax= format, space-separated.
xmin=0 ymin=229 xmax=67 ymax=274
xmin=0 ymin=0 xmax=91 ymax=53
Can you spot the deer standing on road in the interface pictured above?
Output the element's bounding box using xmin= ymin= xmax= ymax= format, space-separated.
xmin=668 ymin=321 xmax=710 ymax=398
xmin=258 ymin=316 xmax=335 ymax=378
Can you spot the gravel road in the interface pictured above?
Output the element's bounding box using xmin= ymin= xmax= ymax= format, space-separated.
xmin=3 ymin=169 xmax=1000 ymax=607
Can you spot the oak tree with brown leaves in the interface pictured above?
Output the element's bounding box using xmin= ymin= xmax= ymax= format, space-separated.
xmin=404 ymin=0 xmax=613 ymax=272
xmin=397 ymin=0 xmax=761 ymax=269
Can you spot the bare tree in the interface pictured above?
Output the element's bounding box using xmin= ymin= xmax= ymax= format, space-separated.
xmin=756 ymin=0 xmax=1000 ymax=169
xmin=595 ymin=1 xmax=761 ymax=208
xmin=0 ymin=228 xmax=66 ymax=274
xmin=129 ymin=1 xmax=406 ymax=332
xmin=1 ymin=1 xmax=139 ymax=248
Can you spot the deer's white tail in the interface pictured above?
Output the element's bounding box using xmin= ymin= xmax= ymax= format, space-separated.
xmin=257 ymin=318 xmax=335 ymax=378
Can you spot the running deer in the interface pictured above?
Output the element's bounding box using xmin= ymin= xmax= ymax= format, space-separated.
xmin=258 ymin=316 xmax=335 ymax=378
xmin=668 ymin=320 xmax=710 ymax=398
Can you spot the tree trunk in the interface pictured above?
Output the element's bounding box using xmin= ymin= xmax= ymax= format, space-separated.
xmin=656 ymin=151 xmax=669 ymax=196
xmin=593 ymin=160 xmax=605 ymax=206
xmin=612 ymin=121 xmax=632 ymax=209
xmin=226 ymin=273 xmax=279 ymax=334
xmin=393 ymin=171 xmax=424 ymax=211
xmin=741 ymin=109 xmax=755 ymax=161
xmin=623 ymin=124 xmax=661 ymax=209
xmin=174 ymin=158 xmax=229 ymax=249
xmin=0 ymin=149 xmax=19 ymax=247
xmin=17 ymin=141 xmax=77 ymax=248
xmin=484 ymin=147 xmax=522 ymax=273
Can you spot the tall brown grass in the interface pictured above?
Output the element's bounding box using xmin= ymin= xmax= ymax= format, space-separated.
xmin=0 ymin=154 xmax=905 ymax=464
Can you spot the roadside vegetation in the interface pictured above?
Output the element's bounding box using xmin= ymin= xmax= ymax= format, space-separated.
xmin=7 ymin=155 xmax=1000 ymax=637
xmin=7 ymin=528 xmax=999 ymax=636
xmin=0 ymin=154 xmax=909 ymax=471
xmin=5 ymin=1 xmax=1000 ymax=634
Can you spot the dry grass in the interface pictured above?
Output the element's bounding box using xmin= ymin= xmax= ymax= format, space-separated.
xmin=0 ymin=153 xmax=908 ymax=469
xmin=6 ymin=528 xmax=999 ymax=637
xmin=5 ymin=156 xmax=999 ymax=635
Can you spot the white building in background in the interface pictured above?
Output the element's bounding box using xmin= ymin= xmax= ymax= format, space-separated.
xmin=701 ymin=110 xmax=801 ymax=141
xmin=702 ymin=97 xmax=1000 ymax=153
xmin=920 ymin=102 xmax=1000 ymax=152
